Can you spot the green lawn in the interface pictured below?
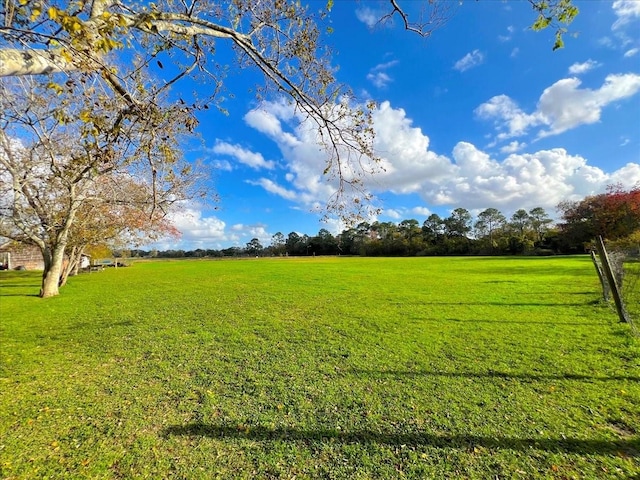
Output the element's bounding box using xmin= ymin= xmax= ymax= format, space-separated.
xmin=1 ymin=256 xmax=638 ymax=479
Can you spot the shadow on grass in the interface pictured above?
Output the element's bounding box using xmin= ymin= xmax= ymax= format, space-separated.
xmin=427 ymin=301 xmax=593 ymax=307
xmin=163 ymin=424 xmax=639 ymax=456
xmin=427 ymin=318 xmax=603 ymax=326
xmin=347 ymin=369 xmax=640 ymax=383
xmin=0 ymin=293 xmax=40 ymax=297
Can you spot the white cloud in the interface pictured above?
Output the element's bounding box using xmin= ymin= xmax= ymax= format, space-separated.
xmin=212 ymin=141 xmax=275 ymax=170
xmin=367 ymin=71 xmax=392 ymax=88
xmin=367 ymin=60 xmax=398 ymax=88
xmin=229 ymin=223 xmax=272 ymax=245
xmin=247 ymin=178 xmax=298 ymax=201
xmin=373 ymin=60 xmax=399 ymax=71
xmin=146 ymin=205 xmax=235 ymax=250
xmin=568 ymin=59 xmax=600 ymax=75
xmin=537 ymin=74 xmax=640 ymax=137
xmin=242 ymin=100 xmax=640 ymax=219
xmin=475 ymin=95 xmax=543 ymax=139
xmin=476 ymin=73 xmax=640 ymax=140
xmin=210 ymin=159 xmax=233 ymax=171
xmin=624 ymin=47 xmax=639 ymax=57
xmin=453 ymin=50 xmax=485 ymax=72
xmin=384 ymin=209 xmax=403 ymax=220
xmin=500 ymin=141 xmax=527 ymax=154
xmin=355 ymin=6 xmax=382 ymax=28
xmin=612 ymin=0 xmax=640 ymax=30
xmin=412 ymin=206 xmax=431 ymax=217
xmin=510 ymin=47 xmax=519 ymax=58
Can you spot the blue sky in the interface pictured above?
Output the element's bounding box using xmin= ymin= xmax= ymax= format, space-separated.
xmin=151 ymin=0 xmax=640 ymax=250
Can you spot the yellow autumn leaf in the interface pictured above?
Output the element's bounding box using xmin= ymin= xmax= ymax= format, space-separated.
xmin=79 ymin=110 xmax=92 ymax=122
xmin=48 ymin=6 xmax=58 ymax=20
xmin=59 ymin=49 xmax=73 ymax=63
xmin=30 ymin=7 xmax=41 ymax=21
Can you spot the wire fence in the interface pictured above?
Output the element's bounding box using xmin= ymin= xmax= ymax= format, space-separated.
xmin=620 ymin=256 xmax=639 ymax=335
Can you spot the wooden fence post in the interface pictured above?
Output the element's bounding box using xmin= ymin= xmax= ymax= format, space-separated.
xmin=590 ymin=250 xmax=609 ymax=301
xmin=595 ymin=236 xmax=629 ymax=324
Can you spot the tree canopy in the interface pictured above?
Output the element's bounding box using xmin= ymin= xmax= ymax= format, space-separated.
xmin=557 ymin=184 xmax=640 ymax=248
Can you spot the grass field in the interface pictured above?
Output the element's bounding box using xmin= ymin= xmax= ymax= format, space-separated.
xmin=1 ymin=256 xmax=638 ymax=479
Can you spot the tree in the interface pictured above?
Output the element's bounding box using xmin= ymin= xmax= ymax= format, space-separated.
xmin=0 ymin=0 xmax=383 ymax=218
xmin=270 ymin=232 xmax=286 ymax=256
xmin=0 ymin=1 xmax=579 ymax=220
xmin=510 ymin=209 xmax=530 ymax=238
xmin=310 ymin=228 xmax=337 ymax=255
xmin=422 ymin=214 xmax=444 ymax=244
xmin=528 ymin=207 xmax=553 ymax=244
xmin=444 ymin=208 xmax=472 ymax=238
xmin=557 ymin=185 xmax=640 ymax=249
xmin=0 ymin=75 xmax=195 ymax=297
xmin=285 ymin=232 xmax=301 ymax=255
xmin=475 ymin=208 xmax=506 ymax=253
xmin=59 ymin=176 xmax=180 ymax=286
xmin=245 ymin=237 xmax=263 ymax=256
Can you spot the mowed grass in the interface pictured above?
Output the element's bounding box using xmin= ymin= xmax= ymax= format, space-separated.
xmin=1 ymin=256 xmax=638 ymax=479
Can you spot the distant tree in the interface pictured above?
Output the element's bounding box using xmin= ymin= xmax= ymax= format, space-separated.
xmin=59 ymin=175 xmax=180 ymax=286
xmin=422 ymin=214 xmax=444 ymax=244
xmin=510 ymin=209 xmax=530 ymax=238
xmin=285 ymin=232 xmax=301 ymax=255
xmin=475 ymin=208 xmax=506 ymax=253
xmin=246 ymin=238 xmax=264 ymax=256
xmin=311 ymin=228 xmax=338 ymax=255
xmin=557 ymin=185 xmax=640 ymax=248
xmin=444 ymin=208 xmax=472 ymax=238
xmin=270 ymin=232 xmax=286 ymax=256
xmin=528 ymin=207 xmax=554 ymax=244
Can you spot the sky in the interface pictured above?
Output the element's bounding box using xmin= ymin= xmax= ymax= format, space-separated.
xmin=149 ymin=0 xmax=640 ymax=251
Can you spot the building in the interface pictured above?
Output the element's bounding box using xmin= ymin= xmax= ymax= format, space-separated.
xmin=0 ymin=242 xmax=90 ymax=271
xmin=0 ymin=241 xmax=44 ymax=270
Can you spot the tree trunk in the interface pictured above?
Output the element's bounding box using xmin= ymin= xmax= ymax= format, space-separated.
xmin=59 ymin=246 xmax=84 ymax=287
xmin=40 ymin=243 xmax=66 ymax=298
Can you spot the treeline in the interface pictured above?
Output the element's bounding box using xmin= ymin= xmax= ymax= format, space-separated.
xmin=122 ymin=206 xmax=560 ymax=258
xmin=124 ymin=185 xmax=640 ymax=259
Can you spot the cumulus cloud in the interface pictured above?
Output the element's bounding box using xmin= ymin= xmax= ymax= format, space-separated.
xmin=231 ymin=223 xmax=271 ymax=244
xmin=212 ymin=141 xmax=275 ymax=170
xmin=476 ymin=73 xmax=640 ymax=140
xmin=242 ymin=100 xmax=640 ymax=217
xmin=412 ymin=206 xmax=432 ymax=217
xmin=384 ymin=208 xmax=403 ymax=220
xmin=568 ymin=59 xmax=600 ymax=75
xmin=453 ymin=50 xmax=484 ymax=72
xmin=144 ymin=205 xmax=236 ymax=250
xmin=500 ymin=141 xmax=527 ymax=154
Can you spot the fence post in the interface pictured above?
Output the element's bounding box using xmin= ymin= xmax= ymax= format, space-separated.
xmin=590 ymin=250 xmax=610 ymax=301
xmin=595 ymin=236 xmax=629 ymax=323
